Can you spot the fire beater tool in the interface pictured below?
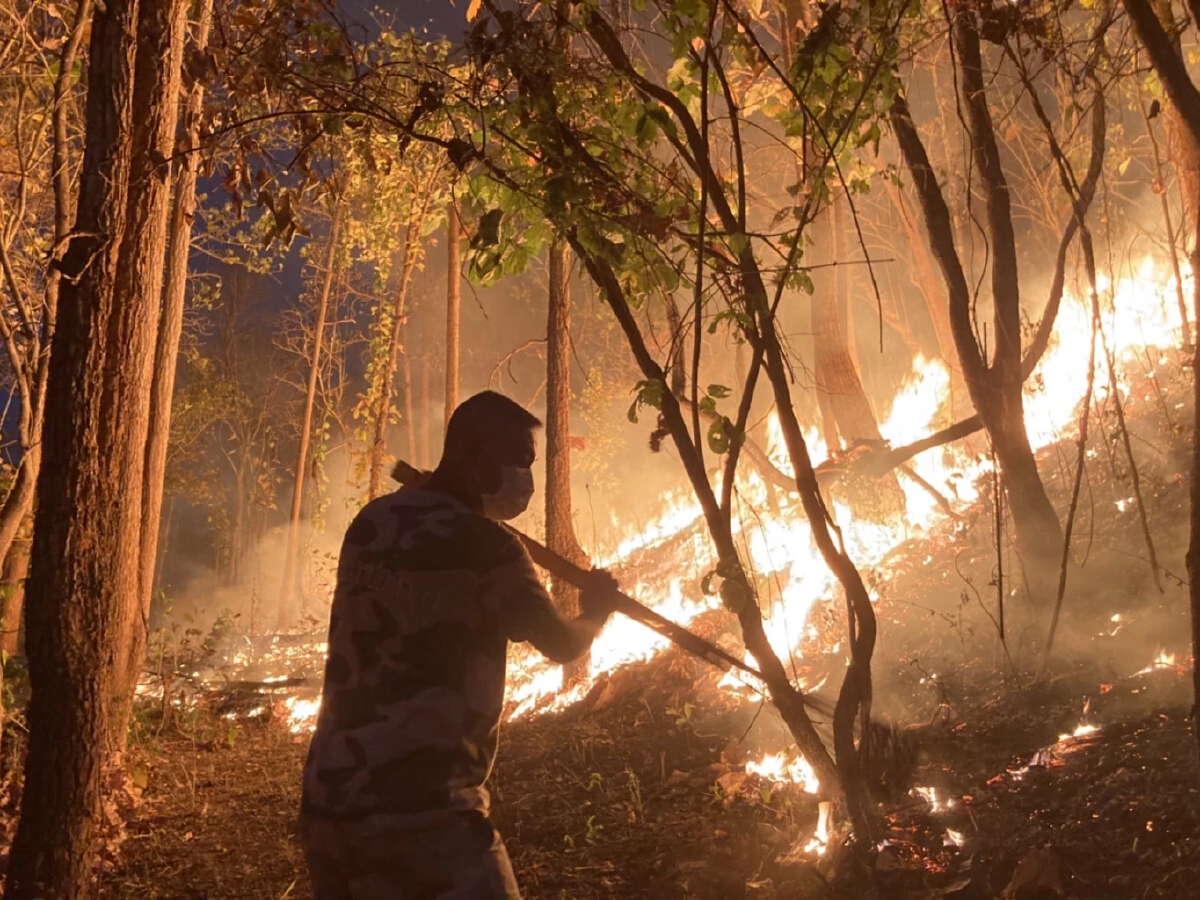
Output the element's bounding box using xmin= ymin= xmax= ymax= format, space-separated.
xmin=390 ymin=460 xmax=765 ymax=682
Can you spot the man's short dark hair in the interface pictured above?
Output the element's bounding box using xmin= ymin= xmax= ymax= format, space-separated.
xmin=444 ymin=391 xmax=542 ymax=457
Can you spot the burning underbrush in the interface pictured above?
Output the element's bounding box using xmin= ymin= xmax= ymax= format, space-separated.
xmin=112 ymin=256 xmax=1200 ymax=896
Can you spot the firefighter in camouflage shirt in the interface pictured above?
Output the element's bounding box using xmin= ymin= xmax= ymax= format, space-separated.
xmin=300 ymin=391 xmax=617 ymax=899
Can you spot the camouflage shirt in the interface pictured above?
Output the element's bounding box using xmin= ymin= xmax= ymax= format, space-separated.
xmin=301 ymin=487 xmax=561 ymax=821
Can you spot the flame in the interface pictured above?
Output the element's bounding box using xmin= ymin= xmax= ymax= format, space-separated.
xmin=1057 ymin=723 xmax=1100 ymax=743
xmin=1134 ymin=649 xmax=1179 ymax=676
xmin=272 ymin=256 xmax=1189 ymax=748
xmin=913 ymin=785 xmax=955 ymax=812
xmin=284 ymin=695 xmax=321 ymax=733
xmin=745 ymin=750 xmax=820 ymax=794
xmin=804 ymin=800 xmax=833 ymax=854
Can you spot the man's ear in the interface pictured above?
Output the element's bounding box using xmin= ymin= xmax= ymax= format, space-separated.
xmin=471 ymin=443 xmax=503 ymax=496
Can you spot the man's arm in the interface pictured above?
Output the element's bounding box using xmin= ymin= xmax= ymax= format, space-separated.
xmin=493 ymin=542 xmax=619 ymax=664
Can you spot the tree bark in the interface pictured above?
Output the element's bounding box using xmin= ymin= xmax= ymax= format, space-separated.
xmin=0 ymin=0 xmax=92 ymax=577
xmin=445 ymin=200 xmax=461 ymax=432
xmin=279 ymin=197 xmax=343 ymax=630
xmin=402 ymin=316 xmax=417 ymax=466
xmin=891 ymin=36 xmax=1064 ymax=596
xmin=368 ymin=215 xmax=424 ymax=499
xmin=544 ymin=241 xmax=590 ymax=683
xmin=0 ymin=535 xmax=30 ymax=658
xmin=5 ymin=0 xmax=186 ymax=893
xmin=1150 ymin=0 xmax=1200 ymax=243
xmin=1121 ymin=0 xmax=1200 ymax=770
xmin=125 ymin=0 xmax=213 ymax=719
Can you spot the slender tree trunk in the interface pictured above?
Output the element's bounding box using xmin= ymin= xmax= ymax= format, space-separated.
xmin=0 ymin=535 xmax=30 ymax=658
xmin=6 ymin=0 xmax=186 ymax=893
xmin=152 ymin=494 xmax=175 ymax=607
xmin=445 ymin=200 xmax=461 ymax=431
xmin=892 ymin=27 xmax=1064 ymax=597
xmin=230 ymin=465 xmax=246 ymax=586
xmin=545 ymin=241 xmax=590 ymax=683
xmin=123 ymin=0 xmax=213 ymax=725
xmin=279 ymin=198 xmax=343 ymax=630
xmin=886 ymin=179 xmax=960 ymax=374
xmin=368 ymin=217 xmax=424 ymax=499
xmin=402 ymin=316 xmax=417 ymax=466
xmin=0 ymin=0 xmax=91 ymax=577
xmin=420 ymin=354 xmax=432 ymax=468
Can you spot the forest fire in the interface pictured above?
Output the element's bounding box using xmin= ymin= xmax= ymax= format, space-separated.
xmin=271 ymin=257 xmax=1191 ymax=749
xmin=7 ymin=0 xmax=1200 ymax=894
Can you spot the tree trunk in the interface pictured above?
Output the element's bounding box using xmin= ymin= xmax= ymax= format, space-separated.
xmin=1150 ymin=0 xmax=1200 ymax=243
xmin=279 ymin=198 xmax=343 ymax=630
xmin=544 ymin=241 xmax=590 ymax=683
xmin=0 ymin=0 xmax=91 ymax=584
xmin=445 ymin=200 xmax=461 ymax=432
xmin=0 ymin=535 xmax=30 ymax=658
xmin=367 ymin=215 xmax=423 ymax=499
xmin=5 ymin=0 xmax=186 ymax=893
xmin=125 ymin=0 xmax=213 ymax=721
xmin=1121 ymin=0 xmax=1200 ymax=764
xmin=891 ymin=19 xmax=1064 ymax=598
xmin=420 ymin=354 xmax=432 ymax=468
xmin=402 ymin=316 xmax=417 ymax=466
xmin=886 ymin=179 xmax=960 ymax=376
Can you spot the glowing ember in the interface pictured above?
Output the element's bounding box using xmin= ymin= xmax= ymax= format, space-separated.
xmin=913 ymin=785 xmax=954 ymax=812
xmin=944 ymin=828 xmax=966 ymax=848
xmin=745 ymin=751 xmax=819 ymax=794
xmin=1057 ymin=723 xmax=1100 ymax=743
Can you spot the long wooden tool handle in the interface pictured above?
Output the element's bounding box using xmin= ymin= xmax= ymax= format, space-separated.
xmin=508 ymin=528 xmax=764 ymax=680
xmin=390 ymin=460 xmax=764 ymax=681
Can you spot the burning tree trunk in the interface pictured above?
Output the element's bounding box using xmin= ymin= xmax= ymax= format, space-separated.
xmin=5 ymin=0 xmax=187 ymax=893
xmin=545 ymin=240 xmax=591 ymax=682
xmin=1121 ymin=0 xmax=1200 ymax=764
xmin=890 ymin=10 xmax=1065 ymax=600
xmin=446 ymin=199 xmax=462 ymax=430
xmin=279 ymin=196 xmax=344 ymax=629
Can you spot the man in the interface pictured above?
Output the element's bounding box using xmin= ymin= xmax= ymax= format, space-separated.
xmin=300 ymin=390 xmax=617 ymax=899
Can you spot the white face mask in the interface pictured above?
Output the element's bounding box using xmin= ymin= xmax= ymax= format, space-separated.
xmin=480 ymin=465 xmax=535 ymax=521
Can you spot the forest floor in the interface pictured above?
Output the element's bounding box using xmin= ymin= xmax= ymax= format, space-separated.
xmin=97 ymin=426 xmax=1200 ymax=897
xmin=8 ymin=363 xmax=1200 ymax=899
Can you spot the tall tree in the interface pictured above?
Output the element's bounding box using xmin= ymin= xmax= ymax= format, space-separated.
xmin=125 ymin=0 xmax=215 ymax=723
xmin=1121 ymin=0 xmax=1200 ymax=763
xmin=5 ymin=0 xmax=187 ymax=893
xmin=445 ymin=198 xmax=462 ymax=429
xmin=0 ymin=0 xmax=93 ymax=605
xmin=544 ymin=240 xmax=590 ymax=682
xmin=889 ymin=6 xmax=1086 ymax=596
xmin=279 ymin=194 xmax=344 ymax=629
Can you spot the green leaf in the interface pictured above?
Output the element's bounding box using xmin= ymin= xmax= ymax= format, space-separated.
xmin=707 ymin=416 xmax=732 ymax=455
xmin=707 ymin=383 xmax=731 ymax=400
